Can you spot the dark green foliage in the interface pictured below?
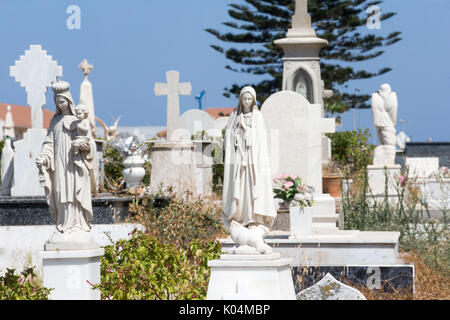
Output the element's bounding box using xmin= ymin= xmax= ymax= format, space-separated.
xmin=0 ymin=267 xmax=52 ymax=300
xmin=326 ymin=129 xmax=375 ymax=174
xmin=103 ymin=144 xmax=125 ymax=189
xmin=207 ymin=0 xmax=401 ymax=111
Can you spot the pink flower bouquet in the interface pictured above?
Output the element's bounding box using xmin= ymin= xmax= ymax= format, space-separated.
xmin=273 ymin=173 xmax=314 ymax=208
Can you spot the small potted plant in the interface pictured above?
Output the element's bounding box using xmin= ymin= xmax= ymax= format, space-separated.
xmin=273 ymin=174 xmax=315 ymax=236
xmin=322 ymin=161 xmax=344 ymax=197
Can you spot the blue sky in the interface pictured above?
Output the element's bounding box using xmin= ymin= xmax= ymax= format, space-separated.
xmin=0 ymin=0 xmax=449 ymax=142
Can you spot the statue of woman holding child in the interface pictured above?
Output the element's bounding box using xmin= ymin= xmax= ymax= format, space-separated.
xmin=36 ymin=81 xmax=97 ymax=249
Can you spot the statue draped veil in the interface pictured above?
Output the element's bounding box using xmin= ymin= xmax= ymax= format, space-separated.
xmin=222 ymin=86 xmax=276 ymax=232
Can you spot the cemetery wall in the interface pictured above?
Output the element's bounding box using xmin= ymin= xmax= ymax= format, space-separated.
xmin=396 ymin=142 xmax=450 ymax=168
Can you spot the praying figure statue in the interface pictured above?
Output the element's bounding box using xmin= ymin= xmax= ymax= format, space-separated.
xmin=371 ymin=83 xmax=398 ymax=146
xmin=222 ymin=86 xmax=276 ymax=254
xmin=36 ymin=81 xmax=97 ymax=249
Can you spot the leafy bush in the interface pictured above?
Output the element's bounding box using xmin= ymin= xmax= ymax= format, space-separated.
xmin=0 ymin=267 xmax=52 ymax=300
xmin=130 ymin=193 xmax=226 ymax=249
xmin=103 ymin=144 xmax=125 ymax=190
xmin=326 ymin=129 xmax=375 ymax=174
xmin=93 ymin=230 xmax=221 ymax=300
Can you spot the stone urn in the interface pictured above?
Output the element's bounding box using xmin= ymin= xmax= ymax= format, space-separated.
xmin=289 ymin=205 xmax=313 ymax=237
xmin=322 ymin=175 xmax=343 ymax=197
xmin=122 ymin=155 xmax=146 ymax=189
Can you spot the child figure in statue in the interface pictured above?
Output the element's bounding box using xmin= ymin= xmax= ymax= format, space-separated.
xmin=72 ymin=104 xmax=90 ymax=155
xmin=222 ymin=86 xmax=276 ymax=254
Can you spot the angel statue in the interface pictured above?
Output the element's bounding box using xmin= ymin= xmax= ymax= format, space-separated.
xmin=222 ymin=86 xmax=276 ymax=254
xmin=95 ymin=116 xmax=121 ymax=142
xmin=371 ymin=84 xmax=398 ymax=146
xmin=36 ymin=81 xmax=97 ymax=249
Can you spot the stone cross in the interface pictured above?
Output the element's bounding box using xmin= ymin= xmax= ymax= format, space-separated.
xmin=154 ymin=70 xmax=192 ymax=141
xmin=261 ymin=91 xmax=335 ymax=194
xmin=79 ymin=59 xmax=93 ymax=79
xmin=10 ymin=45 xmax=63 ymax=129
xmin=297 ymin=105 xmax=335 ymax=193
xmin=288 ymin=0 xmax=316 ymax=37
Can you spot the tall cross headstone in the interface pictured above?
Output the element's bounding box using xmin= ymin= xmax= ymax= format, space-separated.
xmin=288 ymin=0 xmax=316 ymax=38
xmin=262 ymin=91 xmax=338 ymax=231
xmin=10 ymin=45 xmax=63 ymax=129
xmin=261 ymin=91 xmax=334 ymax=194
xmin=154 ymin=70 xmax=192 ymax=141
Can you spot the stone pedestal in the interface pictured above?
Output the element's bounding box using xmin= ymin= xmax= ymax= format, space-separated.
xmin=11 ymin=128 xmax=47 ymax=196
xmin=206 ymin=252 xmax=296 ymax=300
xmin=149 ymin=141 xmax=196 ymax=195
xmin=373 ymin=145 xmax=397 ymax=167
xmin=38 ymin=248 xmax=104 ymax=300
xmin=367 ymin=164 xmax=401 ymax=198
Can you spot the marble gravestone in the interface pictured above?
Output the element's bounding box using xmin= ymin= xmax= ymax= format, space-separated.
xmin=10 ymin=45 xmax=63 ymax=197
xmin=150 ymin=71 xmax=198 ymax=195
xmin=405 ymin=157 xmax=439 ymax=178
xmin=178 ymin=109 xmax=216 ymax=196
xmin=296 ymin=273 xmax=366 ymax=300
xmin=261 ymin=91 xmax=338 ymax=230
xmin=178 ymin=109 xmax=216 ymax=139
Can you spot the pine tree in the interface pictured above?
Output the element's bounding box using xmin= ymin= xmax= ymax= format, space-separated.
xmin=206 ymin=0 xmax=401 ymax=113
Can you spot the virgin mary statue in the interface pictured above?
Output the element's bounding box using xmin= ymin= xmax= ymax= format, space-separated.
xmin=222 ymin=86 xmax=276 ymax=254
xmin=36 ymin=81 xmax=97 ymax=249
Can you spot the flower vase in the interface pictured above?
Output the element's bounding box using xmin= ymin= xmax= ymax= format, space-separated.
xmin=122 ymin=155 xmax=146 ymax=189
xmin=289 ymin=205 xmax=313 ymax=237
xmin=278 ymin=200 xmax=290 ymax=211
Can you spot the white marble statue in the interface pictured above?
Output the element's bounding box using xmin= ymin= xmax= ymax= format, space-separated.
xmin=96 ymin=116 xmax=121 ymax=142
xmin=36 ymin=81 xmax=97 ymax=249
xmin=222 ymin=86 xmax=276 ymax=254
xmin=371 ymin=84 xmax=398 ymax=146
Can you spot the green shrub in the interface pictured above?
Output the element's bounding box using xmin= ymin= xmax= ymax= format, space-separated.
xmin=93 ymin=230 xmax=221 ymax=300
xmin=326 ymin=129 xmax=375 ymax=174
xmin=130 ymin=193 xmax=226 ymax=249
xmin=0 ymin=267 xmax=52 ymax=300
xmin=103 ymin=144 xmax=125 ymax=190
